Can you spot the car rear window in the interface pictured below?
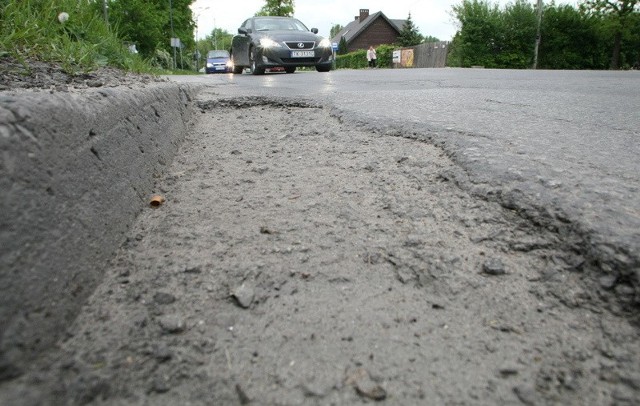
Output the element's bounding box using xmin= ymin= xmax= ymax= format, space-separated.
xmin=207 ymin=50 xmax=229 ymax=58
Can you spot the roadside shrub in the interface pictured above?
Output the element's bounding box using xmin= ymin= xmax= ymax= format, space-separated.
xmin=335 ymin=49 xmax=367 ymax=69
xmin=151 ymin=48 xmax=173 ymax=70
xmin=335 ymin=44 xmax=396 ymax=69
xmin=375 ymin=44 xmax=395 ymax=68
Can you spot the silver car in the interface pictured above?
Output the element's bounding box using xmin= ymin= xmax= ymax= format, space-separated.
xmin=231 ymin=16 xmax=333 ymax=75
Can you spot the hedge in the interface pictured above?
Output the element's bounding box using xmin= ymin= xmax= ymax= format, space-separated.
xmin=335 ymin=44 xmax=396 ymax=69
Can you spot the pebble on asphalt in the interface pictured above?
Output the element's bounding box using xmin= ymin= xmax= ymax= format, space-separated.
xmin=482 ymin=258 xmax=507 ymax=276
xmin=154 ymin=292 xmax=176 ymax=305
xmin=157 ymin=315 xmax=186 ymax=334
xmin=232 ymin=283 xmax=255 ymax=309
xmin=346 ymin=368 xmax=387 ymax=401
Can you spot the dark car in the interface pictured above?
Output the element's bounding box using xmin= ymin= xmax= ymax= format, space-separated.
xmin=230 ymin=16 xmax=333 ymax=75
xmin=205 ymin=50 xmax=232 ymax=73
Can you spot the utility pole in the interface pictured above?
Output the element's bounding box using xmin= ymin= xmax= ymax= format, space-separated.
xmin=533 ymin=0 xmax=543 ymax=69
xmin=102 ymin=0 xmax=108 ymax=24
xmin=169 ymin=0 xmax=176 ymax=69
xmin=193 ymin=7 xmax=210 ymax=72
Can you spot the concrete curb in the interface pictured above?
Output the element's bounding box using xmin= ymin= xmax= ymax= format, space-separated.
xmin=0 ymin=83 xmax=199 ymax=379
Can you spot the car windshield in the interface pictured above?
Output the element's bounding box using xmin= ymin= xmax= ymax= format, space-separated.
xmin=207 ymin=50 xmax=229 ymax=58
xmin=254 ymin=18 xmax=308 ymax=32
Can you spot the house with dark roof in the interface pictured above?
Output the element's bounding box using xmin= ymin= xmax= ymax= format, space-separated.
xmin=331 ymin=9 xmax=406 ymax=52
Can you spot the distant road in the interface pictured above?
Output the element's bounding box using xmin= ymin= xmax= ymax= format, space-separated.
xmin=171 ymin=68 xmax=640 ymax=297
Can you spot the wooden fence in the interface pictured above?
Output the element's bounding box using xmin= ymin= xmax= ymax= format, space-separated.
xmin=394 ymin=41 xmax=450 ymax=68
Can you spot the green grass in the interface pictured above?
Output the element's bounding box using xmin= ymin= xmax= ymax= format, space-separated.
xmin=0 ymin=0 xmax=155 ymax=74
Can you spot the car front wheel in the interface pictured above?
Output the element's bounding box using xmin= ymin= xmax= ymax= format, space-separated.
xmin=249 ymin=47 xmax=265 ymax=75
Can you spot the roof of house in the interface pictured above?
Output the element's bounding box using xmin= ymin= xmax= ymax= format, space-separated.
xmin=331 ymin=11 xmax=405 ymax=44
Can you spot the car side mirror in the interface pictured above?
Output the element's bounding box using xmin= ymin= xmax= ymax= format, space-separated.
xmin=238 ymin=27 xmax=248 ymax=35
xmin=311 ymin=28 xmax=318 ymax=34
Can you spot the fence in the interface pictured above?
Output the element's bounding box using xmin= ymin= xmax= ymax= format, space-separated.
xmin=394 ymin=41 xmax=450 ymax=68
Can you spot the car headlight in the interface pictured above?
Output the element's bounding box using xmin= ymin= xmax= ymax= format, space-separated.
xmin=206 ymin=62 xmax=213 ymax=68
xmin=259 ymin=38 xmax=282 ymax=48
xmin=318 ymin=38 xmax=331 ymax=48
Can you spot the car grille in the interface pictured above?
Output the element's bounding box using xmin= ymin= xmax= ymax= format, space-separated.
xmin=285 ymin=41 xmax=315 ymax=50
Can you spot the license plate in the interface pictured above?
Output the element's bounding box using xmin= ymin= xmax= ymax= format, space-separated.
xmin=291 ymin=50 xmax=315 ymax=58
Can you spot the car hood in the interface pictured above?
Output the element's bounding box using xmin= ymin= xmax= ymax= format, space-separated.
xmin=256 ymin=30 xmax=322 ymax=42
xmin=207 ymin=57 xmax=229 ymax=62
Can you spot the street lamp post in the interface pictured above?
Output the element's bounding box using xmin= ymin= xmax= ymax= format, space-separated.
xmin=193 ymin=6 xmax=210 ymax=72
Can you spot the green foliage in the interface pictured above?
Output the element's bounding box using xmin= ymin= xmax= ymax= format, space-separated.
xmin=538 ymin=5 xmax=608 ymax=69
xmin=335 ymin=49 xmax=367 ymax=69
xmin=0 ymin=0 xmax=152 ymax=73
xmin=375 ymin=44 xmax=395 ymax=68
xmin=330 ymin=24 xmax=343 ymax=39
xmin=424 ymin=35 xmax=441 ymax=43
xmin=448 ymin=0 xmax=503 ymax=67
xmin=206 ymin=28 xmax=233 ymax=52
xmin=448 ymin=0 xmax=639 ymax=69
xmin=335 ymin=44 xmax=394 ymax=69
xmin=151 ymin=48 xmax=173 ymax=70
xmin=95 ymin=0 xmax=195 ymax=63
xmin=396 ymin=13 xmax=424 ymax=47
xmin=448 ymin=0 xmax=537 ymax=68
xmin=337 ymin=36 xmax=348 ymax=55
xmin=256 ymin=0 xmax=295 ymax=17
xmin=498 ymin=0 xmax=537 ymax=68
xmin=580 ymin=0 xmax=640 ymax=68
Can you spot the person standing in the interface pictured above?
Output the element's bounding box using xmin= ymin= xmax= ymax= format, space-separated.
xmin=367 ymin=45 xmax=377 ymax=68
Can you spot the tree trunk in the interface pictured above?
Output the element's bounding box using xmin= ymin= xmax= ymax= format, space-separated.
xmin=610 ymin=30 xmax=622 ymax=70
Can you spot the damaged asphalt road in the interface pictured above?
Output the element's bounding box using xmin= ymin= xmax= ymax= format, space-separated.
xmin=1 ymin=69 xmax=639 ymax=405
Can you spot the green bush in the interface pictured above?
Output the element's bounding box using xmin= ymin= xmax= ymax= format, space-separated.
xmin=335 ymin=44 xmax=396 ymax=69
xmin=375 ymin=44 xmax=395 ymax=68
xmin=0 ymin=0 xmax=153 ymax=73
xmin=335 ymin=49 xmax=367 ymax=69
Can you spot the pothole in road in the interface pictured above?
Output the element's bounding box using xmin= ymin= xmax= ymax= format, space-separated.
xmin=3 ymin=97 xmax=637 ymax=406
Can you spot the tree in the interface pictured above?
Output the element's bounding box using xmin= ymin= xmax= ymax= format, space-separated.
xmin=538 ymin=4 xmax=608 ymax=69
xmin=498 ymin=0 xmax=537 ymax=68
xmin=330 ymin=24 xmax=343 ymax=39
xmin=396 ymin=12 xmax=424 ymax=47
xmin=96 ymin=0 xmax=195 ymax=60
xmin=449 ymin=0 xmax=503 ymax=67
xmin=423 ymin=35 xmax=441 ymax=43
xmin=256 ymin=0 xmax=295 ymax=17
xmin=337 ymin=36 xmax=348 ymax=54
xmin=206 ymin=28 xmax=233 ymax=51
xmin=580 ymin=0 xmax=640 ymax=69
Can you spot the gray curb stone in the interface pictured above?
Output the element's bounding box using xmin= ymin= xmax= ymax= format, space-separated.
xmin=0 ymin=83 xmax=199 ymax=379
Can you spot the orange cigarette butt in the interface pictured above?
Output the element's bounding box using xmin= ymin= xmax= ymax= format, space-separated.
xmin=150 ymin=195 xmax=166 ymax=207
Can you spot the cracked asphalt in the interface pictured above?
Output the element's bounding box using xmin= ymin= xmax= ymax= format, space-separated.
xmin=2 ymin=81 xmax=639 ymax=404
xmin=1 ymin=68 xmax=639 ymax=405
